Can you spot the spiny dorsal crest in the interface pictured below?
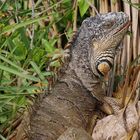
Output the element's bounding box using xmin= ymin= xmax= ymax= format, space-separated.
xmin=64 ymin=31 xmax=78 ymax=50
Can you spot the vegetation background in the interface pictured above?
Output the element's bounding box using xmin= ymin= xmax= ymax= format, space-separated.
xmin=0 ymin=0 xmax=139 ymax=139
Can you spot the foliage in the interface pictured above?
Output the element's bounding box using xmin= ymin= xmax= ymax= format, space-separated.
xmin=0 ymin=0 xmax=90 ymax=136
xmin=0 ymin=0 xmax=54 ymax=133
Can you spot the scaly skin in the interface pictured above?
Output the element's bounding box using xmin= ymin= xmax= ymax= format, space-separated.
xmin=14 ymin=12 xmax=130 ymax=140
xmin=62 ymin=12 xmax=130 ymax=113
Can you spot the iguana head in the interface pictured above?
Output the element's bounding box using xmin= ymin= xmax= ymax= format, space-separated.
xmin=81 ymin=12 xmax=130 ymax=76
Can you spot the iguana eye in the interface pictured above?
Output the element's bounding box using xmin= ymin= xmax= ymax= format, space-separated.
xmin=102 ymin=21 xmax=114 ymax=29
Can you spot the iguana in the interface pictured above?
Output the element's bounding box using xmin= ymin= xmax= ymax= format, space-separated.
xmin=13 ymin=12 xmax=130 ymax=140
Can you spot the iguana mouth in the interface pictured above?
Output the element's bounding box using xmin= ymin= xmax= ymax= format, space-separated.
xmin=114 ymin=21 xmax=131 ymax=35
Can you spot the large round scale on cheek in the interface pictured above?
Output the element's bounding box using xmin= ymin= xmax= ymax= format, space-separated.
xmin=97 ymin=62 xmax=111 ymax=76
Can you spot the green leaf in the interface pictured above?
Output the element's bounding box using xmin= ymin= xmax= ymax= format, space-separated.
xmin=0 ymin=15 xmax=48 ymax=36
xmin=0 ymin=64 xmax=40 ymax=82
xmin=0 ymin=54 xmax=25 ymax=72
xmin=0 ymin=134 xmax=7 ymax=140
xmin=30 ymin=61 xmax=46 ymax=81
xmin=0 ymin=115 xmax=7 ymax=123
xmin=32 ymin=47 xmax=45 ymax=64
xmin=18 ymin=28 xmax=30 ymax=48
xmin=42 ymin=39 xmax=56 ymax=53
xmin=12 ymin=36 xmax=27 ymax=60
xmin=15 ymin=95 xmax=26 ymax=107
xmin=42 ymin=71 xmax=54 ymax=76
xmin=50 ymin=60 xmax=61 ymax=67
xmin=78 ymin=0 xmax=90 ymax=17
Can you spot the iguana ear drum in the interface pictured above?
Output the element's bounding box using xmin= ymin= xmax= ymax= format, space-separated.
xmin=96 ymin=60 xmax=112 ymax=76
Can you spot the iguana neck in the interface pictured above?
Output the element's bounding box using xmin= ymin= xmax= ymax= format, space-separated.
xmin=69 ymin=28 xmax=99 ymax=77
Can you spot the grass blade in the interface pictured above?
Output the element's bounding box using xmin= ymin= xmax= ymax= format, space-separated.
xmin=0 ymin=54 xmax=25 ymax=72
xmin=30 ymin=61 xmax=46 ymax=81
xmin=0 ymin=64 xmax=39 ymax=82
xmin=0 ymin=16 xmax=48 ymax=36
xmin=0 ymin=134 xmax=7 ymax=140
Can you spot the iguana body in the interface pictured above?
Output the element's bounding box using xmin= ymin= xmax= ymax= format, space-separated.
xmin=14 ymin=12 xmax=130 ymax=140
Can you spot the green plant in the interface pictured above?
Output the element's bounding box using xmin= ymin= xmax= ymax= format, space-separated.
xmin=0 ymin=0 xmax=74 ymax=136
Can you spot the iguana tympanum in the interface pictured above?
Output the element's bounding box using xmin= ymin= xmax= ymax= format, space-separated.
xmin=14 ymin=12 xmax=130 ymax=140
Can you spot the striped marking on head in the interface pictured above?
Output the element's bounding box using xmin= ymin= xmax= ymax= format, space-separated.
xmin=95 ymin=50 xmax=115 ymax=76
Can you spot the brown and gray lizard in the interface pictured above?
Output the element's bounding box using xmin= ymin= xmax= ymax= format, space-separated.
xmin=62 ymin=11 xmax=130 ymax=113
xmin=14 ymin=12 xmax=130 ymax=140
